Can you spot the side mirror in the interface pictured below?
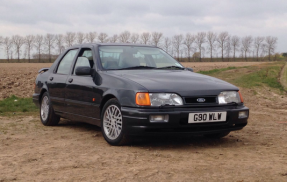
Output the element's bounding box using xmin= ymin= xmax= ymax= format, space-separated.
xmin=75 ymin=66 xmax=92 ymax=76
xmin=186 ymin=67 xmax=194 ymax=72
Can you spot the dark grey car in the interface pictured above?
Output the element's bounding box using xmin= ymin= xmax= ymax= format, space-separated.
xmin=33 ymin=43 xmax=249 ymax=145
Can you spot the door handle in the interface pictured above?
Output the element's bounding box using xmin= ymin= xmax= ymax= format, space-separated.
xmin=49 ymin=77 xmax=53 ymax=81
xmin=68 ymin=78 xmax=73 ymax=83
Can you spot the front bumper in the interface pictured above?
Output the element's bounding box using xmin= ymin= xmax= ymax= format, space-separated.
xmin=121 ymin=105 xmax=249 ymax=135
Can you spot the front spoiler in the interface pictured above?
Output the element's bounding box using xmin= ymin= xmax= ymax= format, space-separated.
xmin=121 ymin=105 xmax=249 ymax=135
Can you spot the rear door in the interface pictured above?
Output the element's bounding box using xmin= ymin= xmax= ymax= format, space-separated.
xmin=47 ymin=49 xmax=78 ymax=113
xmin=65 ymin=48 xmax=101 ymax=124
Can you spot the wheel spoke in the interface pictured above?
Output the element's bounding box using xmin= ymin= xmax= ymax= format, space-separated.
xmin=103 ymin=104 xmax=122 ymax=140
xmin=41 ymin=96 xmax=49 ymax=121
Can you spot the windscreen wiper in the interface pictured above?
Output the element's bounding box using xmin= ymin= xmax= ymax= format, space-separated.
xmin=118 ymin=66 xmax=157 ymax=70
xmin=157 ymin=66 xmax=185 ymax=70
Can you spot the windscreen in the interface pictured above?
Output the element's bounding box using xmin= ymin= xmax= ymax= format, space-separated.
xmin=99 ymin=46 xmax=184 ymax=70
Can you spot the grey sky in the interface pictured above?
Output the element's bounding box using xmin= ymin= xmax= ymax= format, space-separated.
xmin=0 ymin=0 xmax=286 ymax=57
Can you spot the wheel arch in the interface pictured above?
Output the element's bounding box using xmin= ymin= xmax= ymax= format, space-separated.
xmin=100 ymin=94 xmax=117 ymax=114
xmin=39 ymin=87 xmax=48 ymax=104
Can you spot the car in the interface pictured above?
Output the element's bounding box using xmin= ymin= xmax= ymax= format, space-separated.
xmin=33 ymin=43 xmax=249 ymax=145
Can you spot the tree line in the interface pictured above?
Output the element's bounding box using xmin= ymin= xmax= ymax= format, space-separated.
xmin=0 ymin=31 xmax=279 ymax=62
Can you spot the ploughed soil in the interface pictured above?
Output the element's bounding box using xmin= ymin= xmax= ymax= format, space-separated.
xmin=0 ymin=62 xmax=265 ymax=99
xmin=1 ymin=62 xmax=287 ymax=181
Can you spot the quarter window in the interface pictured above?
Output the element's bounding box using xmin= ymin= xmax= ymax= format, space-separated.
xmin=73 ymin=48 xmax=94 ymax=75
xmin=57 ymin=49 xmax=78 ymax=74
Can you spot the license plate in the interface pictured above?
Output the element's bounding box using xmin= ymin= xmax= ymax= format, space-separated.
xmin=188 ymin=112 xmax=227 ymax=123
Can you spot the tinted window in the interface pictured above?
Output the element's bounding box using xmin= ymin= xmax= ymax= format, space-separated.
xmin=57 ymin=49 xmax=78 ymax=74
xmin=73 ymin=57 xmax=92 ymax=75
xmin=99 ymin=46 xmax=183 ymax=70
xmin=72 ymin=49 xmax=94 ymax=75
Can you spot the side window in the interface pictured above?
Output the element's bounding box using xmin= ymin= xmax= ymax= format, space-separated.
xmin=57 ymin=49 xmax=78 ymax=74
xmin=73 ymin=48 xmax=94 ymax=75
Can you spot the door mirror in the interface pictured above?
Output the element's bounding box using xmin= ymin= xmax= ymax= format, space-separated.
xmin=186 ymin=67 xmax=194 ymax=72
xmin=75 ymin=66 xmax=92 ymax=76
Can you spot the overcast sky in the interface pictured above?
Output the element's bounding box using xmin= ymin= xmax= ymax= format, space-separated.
xmin=0 ymin=0 xmax=286 ymax=58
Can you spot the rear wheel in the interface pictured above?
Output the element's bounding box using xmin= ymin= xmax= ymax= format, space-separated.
xmin=204 ymin=131 xmax=230 ymax=139
xmin=101 ymin=98 xmax=128 ymax=146
xmin=40 ymin=92 xmax=60 ymax=126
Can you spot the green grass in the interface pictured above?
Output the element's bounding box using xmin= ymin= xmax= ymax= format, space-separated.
xmin=0 ymin=95 xmax=38 ymax=114
xmin=198 ymin=62 xmax=286 ymax=92
xmin=198 ymin=66 xmax=237 ymax=75
xmin=233 ymin=64 xmax=284 ymax=90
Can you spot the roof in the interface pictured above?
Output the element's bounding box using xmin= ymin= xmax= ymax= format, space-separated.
xmin=70 ymin=43 xmax=157 ymax=48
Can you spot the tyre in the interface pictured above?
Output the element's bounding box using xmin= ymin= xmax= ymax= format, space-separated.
xmin=204 ymin=131 xmax=230 ymax=139
xmin=101 ymin=98 xmax=128 ymax=146
xmin=40 ymin=92 xmax=60 ymax=126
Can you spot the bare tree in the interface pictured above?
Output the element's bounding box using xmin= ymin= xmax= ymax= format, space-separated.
xmin=140 ymin=32 xmax=151 ymax=44
xmin=86 ymin=32 xmax=97 ymax=43
xmin=24 ymin=35 xmax=35 ymax=62
xmin=11 ymin=35 xmax=25 ymax=62
xmin=118 ymin=31 xmax=131 ymax=43
xmin=195 ymin=32 xmax=206 ymax=62
xmin=44 ymin=34 xmax=55 ymax=62
xmin=0 ymin=36 xmax=3 ymax=46
xmin=55 ymin=34 xmax=65 ymax=54
xmin=172 ymin=34 xmax=183 ymax=60
xmin=253 ymin=36 xmax=265 ymax=61
xmin=34 ymin=35 xmax=44 ymax=62
xmin=130 ymin=33 xmax=139 ymax=44
xmin=206 ymin=31 xmax=217 ymax=61
xmin=76 ymin=32 xmax=85 ymax=44
xmin=109 ymin=34 xmax=118 ymax=43
xmin=217 ymin=32 xmax=229 ymax=61
xmin=225 ymin=37 xmax=232 ymax=61
xmin=3 ymin=37 xmax=12 ymax=61
xmin=260 ymin=43 xmax=267 ymax=58
xmin=98 ymin=32 xmax=108 ymax=43
xmin=230 ymin=36 xmax=240 ymax=61
xmin=183 ymin=33 xmax=195 ymax=62
xmin=10 ymin=51 xmax=13 ymax=60
xmin=65 ymin=32 xmax=76 ymax=47
xmin=163 ymin=37 xmax=171 ymax=54
xmin=265 ymin=36 xmax=278 ymax=61
xmin=241 ymin=36 xmax=253 ymax=60
xmin=151 ymin=32 xmax=163 ymax=47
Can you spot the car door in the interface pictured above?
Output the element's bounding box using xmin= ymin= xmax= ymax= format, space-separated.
xmin=47 ymin=49 xmax=79 ymax=113
xmin=65 ymin=48 xmax=101 ymax=124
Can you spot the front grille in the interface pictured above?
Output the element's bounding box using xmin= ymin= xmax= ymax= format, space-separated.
xmin=184 ymin=96 xmax=217 ymax=104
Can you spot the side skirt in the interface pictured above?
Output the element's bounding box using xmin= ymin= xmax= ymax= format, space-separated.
xmin=55 ymin=111 xmax=101 ymax=127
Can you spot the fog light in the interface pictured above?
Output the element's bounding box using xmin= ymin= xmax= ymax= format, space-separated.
xmin=150 ymin=115 xmax=169 ymax=123
xmin=238 ymin=111 xmax=248 ymax=119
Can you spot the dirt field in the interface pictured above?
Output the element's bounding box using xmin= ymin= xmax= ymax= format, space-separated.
xmin=0 ymin=62 xmax=265 ymax=99
xmin=1 ymin=62 xmax=287 ymax=181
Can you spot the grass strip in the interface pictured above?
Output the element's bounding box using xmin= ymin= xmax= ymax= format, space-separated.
xmin=0 ymin=95 xmax=38 ymax=114
xmin=198 ymin=62 xmax=286 ymax=92
xmin=198 ymin=66 xmax=237 ymax=75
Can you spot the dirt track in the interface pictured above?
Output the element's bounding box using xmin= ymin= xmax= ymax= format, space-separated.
xmin=1 ymin=62 xmax=287 ymax=181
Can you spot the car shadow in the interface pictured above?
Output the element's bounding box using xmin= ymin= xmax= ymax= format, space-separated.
xmin=56 ymin=119 xmax=246 ymax=149
xmin=57 ymin=119 xmax=101 ymax=132
xmin=128 ymin=134 xmax=244 ymax=149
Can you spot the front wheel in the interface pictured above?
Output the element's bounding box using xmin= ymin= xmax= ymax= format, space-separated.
xmin=101 ymin=98 xmax=128 ymax=146
xmin=40 ymin=92 xmax=60 ymax=126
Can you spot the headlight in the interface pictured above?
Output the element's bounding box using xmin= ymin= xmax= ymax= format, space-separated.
xmin=136 ymin=93 xmax=183 ymax=106
xmin=218 ymin=91 xmax=242 ymax=104
xmin=149 ymin=93 xmax=183 ymax=106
